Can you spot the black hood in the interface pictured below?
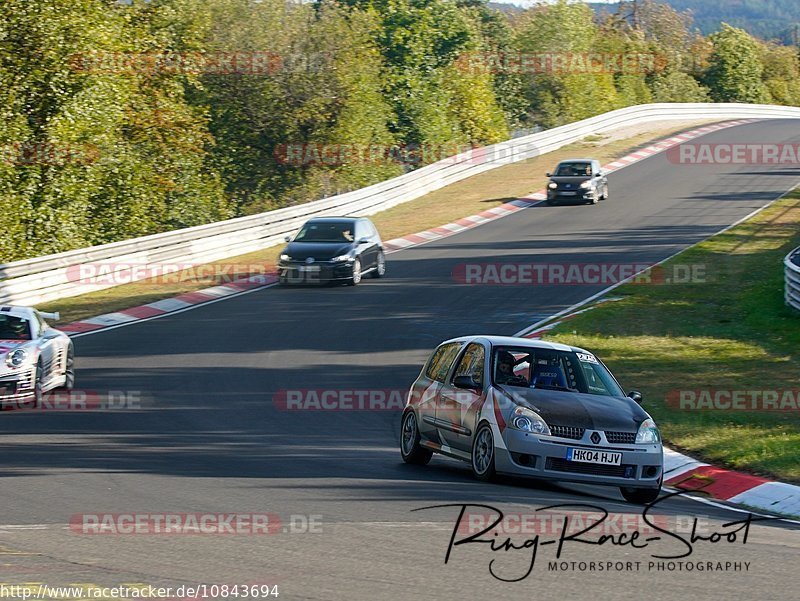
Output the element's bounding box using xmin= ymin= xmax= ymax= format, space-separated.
xmin=502 ymin=387 xmax=648 ymax=431
xmin=283 ymin=241 xmax=353 ymax=261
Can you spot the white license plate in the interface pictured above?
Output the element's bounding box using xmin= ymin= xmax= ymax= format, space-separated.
xmin=298 ymin=265 xmax=320 ymax=273
xmin=560 ymin=191 xmax=577 ymax=196
xmin=567 ymin=448 xmax=622 ymax=465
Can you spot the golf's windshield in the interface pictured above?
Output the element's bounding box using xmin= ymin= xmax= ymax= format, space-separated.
xmin=554 ymin=162 xmax=592 ymax=177
xmin=492 ymin=346 xmax=623 ymax=397
xmin=294 ymin=221 xmax=355 ymax=243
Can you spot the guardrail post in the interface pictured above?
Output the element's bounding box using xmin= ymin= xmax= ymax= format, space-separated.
xmin=786 ymin=246 xmax=800 ymax=312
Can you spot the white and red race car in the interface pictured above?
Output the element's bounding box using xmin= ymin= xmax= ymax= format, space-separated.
xmin=0 ymin=306 xmax=74 ymax=407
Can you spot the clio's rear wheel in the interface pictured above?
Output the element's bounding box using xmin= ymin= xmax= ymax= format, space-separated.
xmin=400 ymin=411 xmax=432 ymax=465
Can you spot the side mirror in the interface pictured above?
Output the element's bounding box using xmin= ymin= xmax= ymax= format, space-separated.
xmin=357 ymin=237 xmax=370 ymax=244
xmin=284 ymin=235 xmax=292 ymax=243
xmin=453 ymin=375 xmax=481 ymax=391
xmin=546 ymin=172 xmax=552 ymax=177
xmin=628 ymin=390 xmax=643 ymax=404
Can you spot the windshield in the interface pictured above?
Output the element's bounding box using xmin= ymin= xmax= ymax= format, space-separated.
xmin=294 ymin=221 xmax=355 ymax=243
xmin=492 ymin=346 xmax=624 ymax=397
xmin=554 ymin=162 xmax=592 ymax=177
xmin=0 ymin=315 xmax=31 ymax=340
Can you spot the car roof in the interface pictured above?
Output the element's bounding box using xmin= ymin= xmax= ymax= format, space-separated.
xmin=556 ymin=158 xmax=595 ymax=164
xmin=0 ymin=306 xmax=36 ymax=321
xmin=439 ymin=334 xmax=588 ymax=354
xmin=305 ymin=216 xmax=361 ymax=223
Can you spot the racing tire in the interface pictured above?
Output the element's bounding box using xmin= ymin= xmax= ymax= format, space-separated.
xmin=32 ymin=361 xmax=43 ymax=409
xmin=370 ymin=251 xmax=386 ymax=279
xmin=57 ymin=344 xmax=75 ymax=391
xmin=348 ymin=258 xmax=362 ymax=286
xmin=471 ymin=423 xmax=497 ymax=482
xmin=400 ymin=411 xmax=432 ymax=465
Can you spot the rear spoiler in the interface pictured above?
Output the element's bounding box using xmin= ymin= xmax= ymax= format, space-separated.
xmin=39 ymin=311 xmax=60 ymax=321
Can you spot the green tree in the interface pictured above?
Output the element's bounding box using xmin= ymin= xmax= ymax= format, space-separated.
xmin=0 ymin=0 xmax=230 ymax=262
xmin=514 ymin=0 xmax=620 ymax=127
xmin=760 ymin=42 xmax=800 ymax=106
xmin=704 ymin=23 xmax=769 ymax=103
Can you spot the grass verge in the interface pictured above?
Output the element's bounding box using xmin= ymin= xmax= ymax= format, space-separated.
xmin=40 ymin=121 xmax=715 ymax=324
xmin=543 ymin=191 xmax=800 ymax=482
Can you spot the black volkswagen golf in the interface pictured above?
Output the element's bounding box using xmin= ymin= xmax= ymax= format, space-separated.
xmin=278 ymin=217 xmax=386 ymax=285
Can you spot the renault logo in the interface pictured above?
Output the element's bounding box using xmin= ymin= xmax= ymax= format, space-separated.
xmin=590 ymin=432 xmax=601 ymax=444
xmin=305 ymin=257 xmax=315 ymax=264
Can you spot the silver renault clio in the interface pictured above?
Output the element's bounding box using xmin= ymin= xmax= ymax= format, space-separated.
xmin=400 ymin=335 xmax=663 ymax=504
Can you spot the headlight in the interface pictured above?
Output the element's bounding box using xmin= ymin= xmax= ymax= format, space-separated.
xmin=635 ymin=418 xmax=661 ymax=444
xmin=279 ymin=254 xmax=291 ymax=261
xmin=510 ymin=406 xmax=550 ymax=435
xmin=5 ymin=348 xmax=28 ymax=369
xmin=548 ymin=182 xmax=557 ymax=189
xmin=579 ymin=181 xmax=592 ymax=189
xmin=331 ymin=255 xmax=353 ymax=262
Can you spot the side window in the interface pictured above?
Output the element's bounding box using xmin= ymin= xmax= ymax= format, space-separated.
xmin=354 ymin=221 xmax=366 ymax=240
xmin=33 ymin=313 xmax=46 ymax=337
xmin=453 ymin=343 xmax=486 ymax=387
xmin=425 ymin=343 xmax=462 ymax=383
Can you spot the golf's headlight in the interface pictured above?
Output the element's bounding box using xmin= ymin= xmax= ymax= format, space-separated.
xmin=579 ymin=180 xmax=592 ymax=189
xmin=548 ymin=182 xmax=557 ymax=189
xmin=331 ymin=255 xmax=353 ymax=262
xmin=635 ymin=418 xmax=660 ymax=444
xmin=279 ymin=254 xmax=291 ymax=261
xmin=5 ymin=348 xmax=28 ymax=369
xmin=510 ymin=406 xmax=550 ymax=435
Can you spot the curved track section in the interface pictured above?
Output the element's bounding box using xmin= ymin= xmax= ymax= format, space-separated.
xmin=2 ymin=120 xmax=800 ymax=600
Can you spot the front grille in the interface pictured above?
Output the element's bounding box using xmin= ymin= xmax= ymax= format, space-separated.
xmin=604 ymin=431 xmax=636 ymax=444
xmin=16 ymin=369 xmax=34 ymax=390
xmin=0 ymin=379 xmax=18 ymax=396
xmin=549 ymin=425 xmax=585 ymax=440
xmin=54 ymin=347 xmax=64 ymax=372
xmin=546 ymin=457 xmax=635 ymax=478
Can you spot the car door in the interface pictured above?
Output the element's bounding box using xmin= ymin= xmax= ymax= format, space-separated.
xmin=32 ymin=316 xmax=57 ymax=383
xmin=415 ymin=342 xmax=463 ymax=442
xmin=355 ymin=219 xmax=377 ymax=268
xmin=436 ymin=341 xmax=487 ymax=453
xmin=593 ymin=160 xmax=607 ymax=193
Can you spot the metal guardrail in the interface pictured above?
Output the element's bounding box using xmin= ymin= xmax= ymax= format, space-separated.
xmin=786 ymin=247 xmax=800 ymax=311
xmin=4 ymin=102 xmax=800 ymax=307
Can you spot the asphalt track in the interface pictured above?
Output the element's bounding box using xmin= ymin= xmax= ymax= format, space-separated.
xmin=1 ymin=119 xmax=800 ymax=601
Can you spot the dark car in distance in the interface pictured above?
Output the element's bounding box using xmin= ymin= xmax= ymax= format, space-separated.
xmin=546 ymin=159 xmax=608 ymax=205
xmin=278 ymin=217 xmax=386 ymax=286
